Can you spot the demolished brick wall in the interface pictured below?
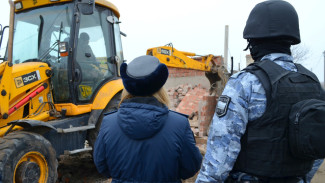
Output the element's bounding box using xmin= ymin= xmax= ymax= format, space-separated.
xmin=168 ymin=67 xmax=205 ymax=78
xmin=168 ymin=67 xmax=216 ymax=129
xmin=165 ymin=66 xmax=219 ymax=154
xmin=198 ymin=95 xmax=217 ymax=137
xmin=167 ymin=82 xmax=217 ymax=137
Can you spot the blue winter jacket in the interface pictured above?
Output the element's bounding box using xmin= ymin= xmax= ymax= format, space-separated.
xmin=93 ymin=97 xmax=202 ymax=183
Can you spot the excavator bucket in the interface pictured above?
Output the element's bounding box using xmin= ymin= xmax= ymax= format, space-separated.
xmin=205 ymin=64 xmax=229 ymax=96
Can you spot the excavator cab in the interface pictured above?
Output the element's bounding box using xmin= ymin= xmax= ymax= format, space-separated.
xmin=9 ymin=0 xmax=123 ymax=104
xmin=0 ymin=0 xmax=125 ymax=182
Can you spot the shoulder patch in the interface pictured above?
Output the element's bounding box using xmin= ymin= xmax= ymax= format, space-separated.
xmin=169 ymin=110 xmax=189 ymax=118
xmin=216 ymin=95 xmax=231 ymax=117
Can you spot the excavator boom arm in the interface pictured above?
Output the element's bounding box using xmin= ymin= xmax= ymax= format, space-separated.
xmin=147 ymin=44 xmax=229 ymax=96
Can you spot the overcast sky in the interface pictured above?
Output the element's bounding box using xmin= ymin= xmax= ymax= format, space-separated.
xmin=0 ymin=0 xmax=324 ymax=82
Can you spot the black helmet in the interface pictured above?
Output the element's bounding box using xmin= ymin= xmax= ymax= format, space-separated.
xmin=243 ymin=0 xmax=300 ymax=45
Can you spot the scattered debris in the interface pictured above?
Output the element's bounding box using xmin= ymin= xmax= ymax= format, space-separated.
xmin=57 ymin=153 xmax=110 ymax=183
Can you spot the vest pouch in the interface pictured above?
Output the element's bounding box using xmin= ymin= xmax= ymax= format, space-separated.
xmin=289 ymin=99 xmax=325 ymax=160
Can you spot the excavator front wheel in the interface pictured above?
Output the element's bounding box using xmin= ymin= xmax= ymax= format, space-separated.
xmin=14 ymin=151 xmax=48 ymax=183
xmin=0 ymin=131 xmax=57 ymax=183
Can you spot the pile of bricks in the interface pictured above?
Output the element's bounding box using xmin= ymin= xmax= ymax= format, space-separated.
xmin=167 ymin=84 xmax=197 ymax=110
xmin=167 ymin=84 xmax=206 ymax=113
xmin=166 ymin=65 xmax=221 ymax=155
xmin=167 ymin=84 xmax=217 ymax=137
xmin=175 ymin=85 xmax=207 ymax=117
xmin=167 ymin=83 xmax=218 ymax=155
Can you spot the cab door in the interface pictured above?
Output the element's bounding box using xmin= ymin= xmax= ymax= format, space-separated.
xmin=74 ymin=5 xmax=117 ymax=103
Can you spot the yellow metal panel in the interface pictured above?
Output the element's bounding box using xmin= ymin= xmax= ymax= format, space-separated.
xmin=0 ymin=82 xmax=52 ymax=127
xmin=0 ymin=62 xmax=6 ymax=76
xmin=92 ymin=79 xmax=123 ymax=110
xmin=0 ymin=62 xmax=13 ymax=118
xmin=10 ymin=63 xmax=51 ymax=104
xmin=0 ymin=103 xmax=24 ymax=127
xmin=0 ymin=62 xmax=52 ymax=127
xmin=14 ymin=0 xmax=120 ymax=18
xmin=54 ymin=103 xmax=92 ymax=116
xmin=12 ymin=62 xmax=48 ymax=72
xmin=96 ymin=0 xmax=120 ymax=18
xmin=0 ymin=125 xmax=22 ymax=137
xmin=28 ymin=111 xmax=50 ymax=121
xmin=54 ymin=79 xmax=123 ymax=114
xmin=14 ymin=0 xmax=72 ymax=12
xmin=148 ymin=46 xmax=212 ymax=72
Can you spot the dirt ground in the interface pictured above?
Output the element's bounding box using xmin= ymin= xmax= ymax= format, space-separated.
xmin=56 ymin=153 xmax=109 ymax=183
xmin=57 ymin=153 xmax=325 ymax=183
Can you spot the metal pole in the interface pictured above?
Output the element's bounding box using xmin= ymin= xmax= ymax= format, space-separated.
xmin=224 ymin=25 xmax=229 ymax=70
xmin=7 ymin=0 xmax=14 ymax=63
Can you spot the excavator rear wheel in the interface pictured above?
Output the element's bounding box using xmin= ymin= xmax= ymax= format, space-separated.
xmin=0 ymin=131 xmax=57 ymax=183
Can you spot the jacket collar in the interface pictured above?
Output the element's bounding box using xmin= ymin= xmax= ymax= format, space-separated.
xmin=261 ymin=53 xmax=293 ymax=63
xmin=122 ymin=97 xmax=166 ymax=108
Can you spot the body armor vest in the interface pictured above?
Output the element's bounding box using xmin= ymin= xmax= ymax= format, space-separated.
xmin=233 ymin=60 xmax=323 ymax=178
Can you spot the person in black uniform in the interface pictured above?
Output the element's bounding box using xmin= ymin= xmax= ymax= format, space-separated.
xmin=196 ymin=1 xmax=324 ymax=183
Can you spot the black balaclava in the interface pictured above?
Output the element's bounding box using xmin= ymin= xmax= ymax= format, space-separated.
xmin=245 ymin=38 xmax=292 ymax=62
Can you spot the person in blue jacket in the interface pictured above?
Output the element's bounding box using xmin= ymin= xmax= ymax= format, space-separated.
xmin=196 ymin=0 xmax=324 ymax=183
xmin=93 ymin=55 xmax=202 ymax=182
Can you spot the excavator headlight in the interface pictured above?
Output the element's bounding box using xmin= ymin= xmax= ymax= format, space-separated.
xmin=15 ymin=2 xmax=23 ymax=10
xmin=59 ymin=42 xmax=69 ymax=57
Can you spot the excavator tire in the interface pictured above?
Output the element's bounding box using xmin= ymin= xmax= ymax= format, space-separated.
xmin=88 ymin=91 xmax=122 ymax=148
xmin=0 ymin=131 xmax=57 ymax=183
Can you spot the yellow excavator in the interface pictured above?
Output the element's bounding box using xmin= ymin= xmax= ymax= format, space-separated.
xmin=0 ymin=0 xmax=124 ymax=182
xmin=147 ymin=43 xmax=230 ymax=96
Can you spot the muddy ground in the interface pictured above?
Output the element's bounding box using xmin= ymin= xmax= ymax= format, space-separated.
xmin=56 ymin=153 xmax=109 ymax=183
xmin=57 ymin=153 xmax=325 ymax=183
